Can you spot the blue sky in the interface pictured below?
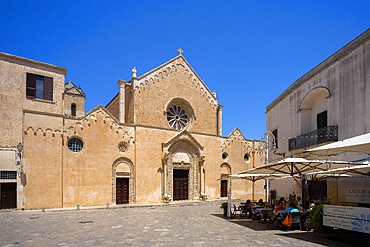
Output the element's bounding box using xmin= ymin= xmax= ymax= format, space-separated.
xmin=1 ymin=1 xmax=370 ymax=140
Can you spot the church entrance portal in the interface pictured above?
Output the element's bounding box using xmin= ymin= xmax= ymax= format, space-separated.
xmin=116 ymin=178 xmax=129 ymax=204
xmin=173 ymin=169 xmax=189 ymax=200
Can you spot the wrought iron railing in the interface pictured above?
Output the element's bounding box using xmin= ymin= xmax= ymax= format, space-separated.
xmin=288 ymin=126 xmax=338 ymax=151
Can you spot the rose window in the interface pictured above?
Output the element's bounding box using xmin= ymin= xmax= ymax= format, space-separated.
xmin=166 ymin=106 xmax=188 ymax=130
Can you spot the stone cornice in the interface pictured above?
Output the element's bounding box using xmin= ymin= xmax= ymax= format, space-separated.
xmin=23 ymin=109 xmax=64 ymax=118
xmin=266 ymin=28 xmax=370 ymax=112
xmin=134 ymin=124 xmax=222 ymax=138
xmin=0 ymin=52 xmax=67 ymax=75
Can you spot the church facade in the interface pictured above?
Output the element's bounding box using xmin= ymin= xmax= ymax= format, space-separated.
xmin=0 ymin=51 xmax=263 ymax=210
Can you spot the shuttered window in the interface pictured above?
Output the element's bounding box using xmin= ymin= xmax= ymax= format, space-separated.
xmin=26 ymin=73 xmax=53 ymax=101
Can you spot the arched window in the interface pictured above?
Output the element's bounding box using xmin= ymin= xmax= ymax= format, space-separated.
xmin=71 ymin=103 xmax=77 ymax=117
xmin=299 ymin=87 xmax=331 ymax=134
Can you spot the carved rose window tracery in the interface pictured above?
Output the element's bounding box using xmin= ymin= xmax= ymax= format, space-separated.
xmin=165 ymin=98 xmax=195 ymax=131
xmin=166 ymin=106 xmax=188 ymax=130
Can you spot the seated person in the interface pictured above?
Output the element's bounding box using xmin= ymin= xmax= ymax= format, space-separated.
xmin=243 ymin=199 xmax=252 ymax=217
xmin=300 ymin=205 xmax=311 ymax=221
xmin=278 ymin=197 xmax=285 ymax=204
xmin=281 ymin=202 xmax=299 ymax=218
xmin=274 ymin=201 xmax=286 ymax=212
xmin=257 ymin=199 xmax=264 ymax=207
xmin=295 ymin=196 xmax=303 ymax=211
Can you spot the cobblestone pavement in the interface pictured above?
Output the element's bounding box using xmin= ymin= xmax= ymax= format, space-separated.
xmin=0 ymin=202 xmax=359 ymax=247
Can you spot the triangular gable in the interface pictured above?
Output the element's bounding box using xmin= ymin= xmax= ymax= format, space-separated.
xmin=77 ymin=104 xmax=120 ymax=125
xmin=162 ymin=129 xmax=204 ymax=154
xmin=64 ymin=105 xmax=133 ymax=141
xmin=221 ymin=128 xmax=251 ymax=151
xmin=131 ymin=54 xmax=218 ymax=109
xmin=65 ymin=81 xmax=85 ymax=97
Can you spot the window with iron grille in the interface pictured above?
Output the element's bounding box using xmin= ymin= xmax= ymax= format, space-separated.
xmin=68 ymin=138 xmax=84 ymax=152
xmin=0 ymin=171 xmax=17 ymax=179
xmin=26 ymin=73 xmax=53 ymax=101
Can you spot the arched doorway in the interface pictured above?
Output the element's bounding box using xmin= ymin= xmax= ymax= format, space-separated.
xmin=161 ymin=131 xmax=205 ymax=202
xmin=112 ymin=158 xmax=135 ymax=204
xmin=220 ymin=163 xmax=231 ymax=198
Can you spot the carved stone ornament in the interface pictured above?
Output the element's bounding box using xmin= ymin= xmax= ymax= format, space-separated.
xmin=118 ymin=142 xmax=129 ymax=153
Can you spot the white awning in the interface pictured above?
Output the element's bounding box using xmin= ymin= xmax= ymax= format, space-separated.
xmin=308 ymin=163 xmax=370 ymax=177
xmin=239 ymin=157 xmax=365 ymax=177
xmin=227 ymin=173 xmax=284 ymax=181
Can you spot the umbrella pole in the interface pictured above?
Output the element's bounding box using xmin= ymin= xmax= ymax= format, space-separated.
xmin=227 ymin=184 xmax=231 ymax=218
xmin=252 ymin=181 xmax=255 ymax=201
xmin=301 ymin=174 xmax=307 ymax=208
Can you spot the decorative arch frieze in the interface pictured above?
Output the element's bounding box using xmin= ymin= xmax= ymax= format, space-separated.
xmin=221 ymin=128 xmax=253 ymax=153
xmin=132 ymin=57 xmax=219 ymax=110
xmin=24 ymin=126 xmax=63 ymax=138
xmin=112 ymin=157 xmax=135 ymax=204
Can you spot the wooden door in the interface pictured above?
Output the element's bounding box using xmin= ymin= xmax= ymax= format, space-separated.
xmin=221 ymin=180 xmax=228 ymax=197
xmin=173 ymin=169 xmax=188 ymax=200
xmin=116 ymin=178 xmax=129 ymax=204
xmin=1 ymin=183 xmax=17 ymax=209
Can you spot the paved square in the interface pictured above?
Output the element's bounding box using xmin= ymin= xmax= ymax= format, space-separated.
xmin=0 ymin=202 xmax=358 ymax=246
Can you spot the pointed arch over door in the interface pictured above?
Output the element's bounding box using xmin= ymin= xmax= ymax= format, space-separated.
xmin=162 ymin=130 xmax=206 ymax=202
xmin=112 ymin=157 xmax=135 ymax=204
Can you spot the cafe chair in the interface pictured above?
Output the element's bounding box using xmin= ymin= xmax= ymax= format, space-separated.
xmin=266 ymin=210 xmax=280 ymax=228
xmin=232 ymin=204 xmax=243 ymax=217
xmin=290 ymin=212 xmax=302 ymax=230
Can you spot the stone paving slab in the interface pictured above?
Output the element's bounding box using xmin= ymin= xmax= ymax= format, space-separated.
xmin=0 ymin=203 xmax=362 ymax=247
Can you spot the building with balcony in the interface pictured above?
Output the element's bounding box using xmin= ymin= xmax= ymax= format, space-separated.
xmin=265 ymin=29 xmax=370 ymax=204
xmin=267 ymin=28 xmax=370 ymax=159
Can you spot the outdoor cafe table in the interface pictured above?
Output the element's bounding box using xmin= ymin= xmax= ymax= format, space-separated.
xmin=252 ymin=207 xmax=273 ymax=220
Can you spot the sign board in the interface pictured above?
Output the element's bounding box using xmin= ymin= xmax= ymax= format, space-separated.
xmin=323 ymin=205 xmax=370 ymax=234
xmin=338 ymin=178 xmax=370 ymax=203
xmin=345 ymin=188 xmax=370 ymax=203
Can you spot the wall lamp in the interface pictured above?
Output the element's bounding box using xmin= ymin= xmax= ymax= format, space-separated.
xmin=16 ymin=143 xmax=24 ymax=176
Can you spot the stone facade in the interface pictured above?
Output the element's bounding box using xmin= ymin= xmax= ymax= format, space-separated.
xmin=0 ymin=52 xmax=263 ymax=210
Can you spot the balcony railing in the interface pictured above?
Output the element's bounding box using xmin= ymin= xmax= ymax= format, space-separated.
xmin=288 ymin=126 xmax=338 ymax=151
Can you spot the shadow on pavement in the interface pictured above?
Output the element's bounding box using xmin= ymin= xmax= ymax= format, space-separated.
xmin=212 ymin=214 xmax=366 ymax=247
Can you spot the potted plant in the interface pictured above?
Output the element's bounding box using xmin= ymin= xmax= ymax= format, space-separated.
xmin=310 ymin=203 xmax=323 ymax=232
xmin=220 ymin=202 xmax=228 ymax=216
